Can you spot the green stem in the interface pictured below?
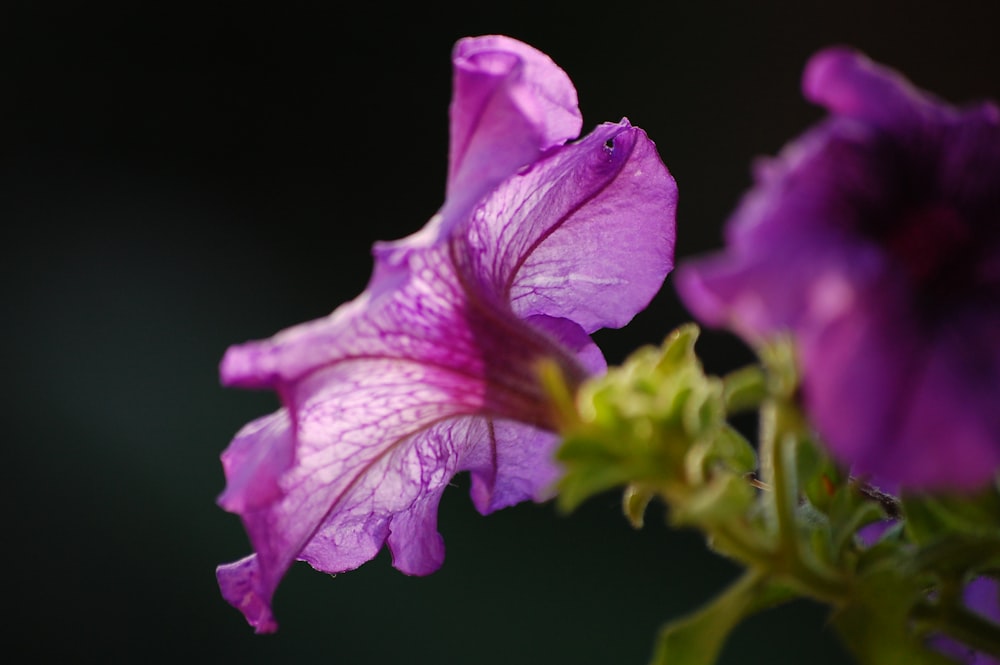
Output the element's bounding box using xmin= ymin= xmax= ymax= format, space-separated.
xmin=762 ymin=398 xmax=850 ymax=605
xmin=771 ymin=423 xmax=800 ymax=556
xmin=913 ymin=600 xmax=1000 ymax=658
xmin=711 ymin=522 xmax=775 ymax=570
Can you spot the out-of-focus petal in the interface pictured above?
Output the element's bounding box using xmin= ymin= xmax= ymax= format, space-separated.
xmin=678 ymin=47 xmax=1000 ymax=491
xmin=803 ymin=46 xmax=956 ymax=129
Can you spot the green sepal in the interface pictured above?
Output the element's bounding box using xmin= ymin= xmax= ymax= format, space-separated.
xmin=555 ymin=324 xmax=741 ymax=513
xmin=831 ymin=568 xmax=955 ymax=665
xmin=658 ymin=323 xmax=701 ymax=371
xmin=672 ymin=472 xmax=756 ymax=528
xmin=624 ymin=484 xmax=655 ymax=529
xmin=720 ymin=365 xmax=767 ymax=414
xmin=650 ymin=571 xmax=794 ymax=665
xmin=685 ymin=425 xmax=757 ymax=484
xmin=556 ymin=430 xmax=659 ymax=513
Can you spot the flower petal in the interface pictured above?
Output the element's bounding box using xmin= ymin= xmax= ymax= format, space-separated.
xmin=218 ymin=410 xmax=295 ymax=514
xmin=462 ymin=314 xmax=605 ymax=514
xmin=461 ymin=120 xmax=677 ymax=332
xmin=803 ymin=46 xmax=956 ymax=129
xmin=219 ymin=247 xmax=478 ymax=390
xmin=217 ymin=362 xmax=485 ymax=631
xmin=217 ymin=34 xmax=678 ymax=633
xmin=445 ymin=35 xmax=581 ymax=224
xmin=217 ymin=264 xmax=605 ymax=630
xmin=464 ymin=419 xmax=560 ymax=514
xmin=678 ymin=48 xmax=1000 ymax=491
xmin=217 ymin=554 xmax=277 ymax=634
xmin=675 ymin=122 xmax=886 ymax=340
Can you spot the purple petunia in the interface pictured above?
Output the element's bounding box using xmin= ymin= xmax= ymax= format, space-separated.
xmin=216 ymin=35 xmax=677 ymax=633
xmin=677 ymin=47 xmax=1000 ymax=491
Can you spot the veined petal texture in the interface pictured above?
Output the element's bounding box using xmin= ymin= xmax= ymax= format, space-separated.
xmin=216 ymin=35 xmax=677 ymax=632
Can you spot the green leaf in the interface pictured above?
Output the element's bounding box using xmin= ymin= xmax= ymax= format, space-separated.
xmin=650 ymin=572 xmax=793 ymax=665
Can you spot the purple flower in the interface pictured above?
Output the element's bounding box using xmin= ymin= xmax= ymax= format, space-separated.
xmin=216 ymin=35 xmax=677 ymax=633
xmin=676 ymin=47 xmax=1000 ymax=490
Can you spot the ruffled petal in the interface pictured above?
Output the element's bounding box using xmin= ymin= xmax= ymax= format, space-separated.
xmin=459 ymin=120 xmax=676 ymax=332
xmin=217 ymin=361 xmax=485 ymax=630
xmin=217 ymin=554 xmax=277 ymax=634
xmin=299 ymin=418 xmax=476 ymax=577
xmin=446 ymin=35 xmax=581 ymax=224
xmin=220 ymin=246 xmax=477 ymax=390
xmin=803 ymin=46 xmax=957 ymax=129
xmin=216 ymin=34 xmax=677 ymax=633
xmin=218 ymin=410 xmax=295 ymax=514
xmin=217 ymin=305 xmax=606 ymax=631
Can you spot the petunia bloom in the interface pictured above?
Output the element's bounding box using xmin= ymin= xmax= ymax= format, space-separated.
xmin=216 ymin=35 xmax=678 ymax=633
xmin=676 ymin=47 xmax=1000 ymax=490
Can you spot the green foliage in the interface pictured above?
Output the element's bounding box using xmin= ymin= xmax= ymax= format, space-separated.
xmin=650 ymin=572 xmax=793 ymax=665
xmin=556 ymin=325 xmax=756 ymax=516
xmin=548 ymin=324 xmax=1000 ymax=665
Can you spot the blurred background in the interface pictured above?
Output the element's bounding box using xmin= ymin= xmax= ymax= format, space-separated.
xmin=5 ymin=1 xmax=999 ymax=662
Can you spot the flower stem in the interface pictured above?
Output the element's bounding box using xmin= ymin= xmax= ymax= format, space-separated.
xmin=760 ymin=396 xmax=850 ymax=605
xmin=913 ymin=600 xmax=1000 ymax=658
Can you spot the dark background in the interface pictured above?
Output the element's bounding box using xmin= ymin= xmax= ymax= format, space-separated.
xmin=5 ymin=1 xmax=999 ymax=663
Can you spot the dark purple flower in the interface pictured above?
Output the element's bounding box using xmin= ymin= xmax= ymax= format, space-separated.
xmin=216 ymin=35 xmax=678 ymax=633
xmin=676 ymin=47 xmax=1000 ymax=490
xmin=930 ymin=576 xmax=1000 ymax=665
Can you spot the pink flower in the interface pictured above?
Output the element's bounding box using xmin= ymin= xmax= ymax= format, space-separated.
xmin=677 ymin=48 xmax=1000 ymax=490
xmin=216 ymin=35 xmax=677 ymax=632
